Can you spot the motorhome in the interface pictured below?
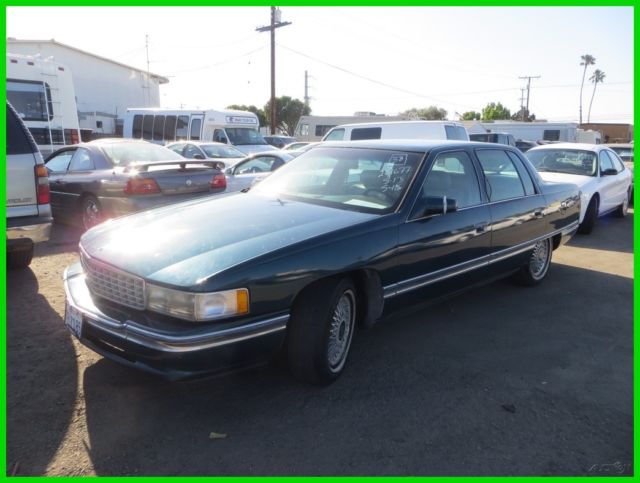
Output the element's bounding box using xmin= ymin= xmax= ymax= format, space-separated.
xmin=295 ymin=115 xmax=408 ymax=142
xmin=464 ymin=121 xmax=578 ymax=144
xmin=6 ymin=53 xmax=81 ymax=157
xmin=123 ymin=108 xmax=277 ymax=154
xmin=322 ymin=120 xmax=469 ymax=142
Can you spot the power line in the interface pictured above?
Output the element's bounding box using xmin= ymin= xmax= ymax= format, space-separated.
xmin=164 ymin=46 xmax=266 ymax=75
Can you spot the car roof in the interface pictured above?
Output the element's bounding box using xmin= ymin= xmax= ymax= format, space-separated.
xmin=166 ymin=140 xmax=228 ymax=146
xmin=313 ymin=139 xmax=505 ymax=151
xmin=527 ymin=142 xmax=611 ymax=152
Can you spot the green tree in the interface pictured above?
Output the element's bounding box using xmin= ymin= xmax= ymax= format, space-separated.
xmin=263 ymin=96 xmax=311 ymax=135
xmin=481 ymin=102 xmax=511 ymax=120
xmin=460 ymin=111 xmax=481 ymax=121
xmin=401 ymin=105 xmax=448 ymax=120
xmin=511 ymin=108 xmax=536 ymax=122
xmin=226 ymin=104 xmax=267 ymax=127
xmin=579 ymin=54 xmax=596 ymax=124
xmin=587 ymin=69 xmax=605 ymax=123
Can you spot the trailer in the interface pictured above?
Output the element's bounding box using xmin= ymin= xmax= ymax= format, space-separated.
xmin=6 ymin=53 xmax=81 ymax=157
xmin=464 ymin=121 xmax=578 ymax=144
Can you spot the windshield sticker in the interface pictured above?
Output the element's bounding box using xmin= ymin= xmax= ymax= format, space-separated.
xmin=389 ymin=153 xmax=407 ymax=164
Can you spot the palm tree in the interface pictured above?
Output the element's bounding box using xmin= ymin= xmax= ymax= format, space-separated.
xmin=579 ymin=54 xmax=596 ymax=124
xmin=587 ymin=69 xmax=606 ymax=123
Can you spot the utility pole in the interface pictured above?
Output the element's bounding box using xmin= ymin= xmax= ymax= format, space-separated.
xmin=519 ymin=88 xmax=526 ymax=121
xmin=518 ymin=75 xmax=541 ymax=121
xmin=256 ymin=7 xmax=291 ymax=134
xmin=304 ymin=70 xmax=310 ymax=108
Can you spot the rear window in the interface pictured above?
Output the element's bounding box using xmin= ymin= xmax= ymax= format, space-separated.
xmin=445 ymin=125 xmax=468 ymax=140
xmin=351 ymin=127 xmax=382 ymax=141
xmin=7 ymin=103 xmax=36 ymax=155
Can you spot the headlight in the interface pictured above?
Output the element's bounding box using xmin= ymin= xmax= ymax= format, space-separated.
xmin=146 ymin=284 xmax=249 ymax=321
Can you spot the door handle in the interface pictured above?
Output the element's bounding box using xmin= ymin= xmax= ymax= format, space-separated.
xmin=474 ymin=222 xmax=488 ymax=233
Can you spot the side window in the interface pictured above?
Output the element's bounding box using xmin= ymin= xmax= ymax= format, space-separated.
xmin=164 ymin=115 xmax=177 ymax=141
xmin=45 ymin=151 xmax=74 ymax=172
xmin=142 ymin=115 xmax=153 ymax=140
xmin=315 ymin=124 xmax=336 ymax=137
xmin=599 ymin=151 xmax=615 ymax=173
xmin=213 ymin=129 xmax=228 ymax=143
xmin=68 ymin=148 xmax=94 ymax=171
xmin=190 ymin=118 xmax=202 ymax=140
xmin=476 ymin=149 xmax=526 ymax=202
xmin=299 ymin=123 xmax=309 ymax=136
xmin=351 ymin=127 xmax=381 ymax=140
xmin=444 ymin=125 xmax=468 ymax=140
xmin=183 ymin=144 xmax=202 ymax=159
xmin=411 ymin=151 xmax=481 ymax=218
xmin=7 ymin=104 xmax=35 ymax=155
xmin=176 ymin=116 xmax=189 ymax=140
xmin=234 ymin=157 xmax=274 ymax=174
xmin=543 ymin=130 xmax=560 ymax=141
xmin=324 ymin=128 xmax=344 ymax=141
xmin=606 ymin=150 xmax=624 ymax=173
xmin=506 ymin=151 xmax=536 ymax=196
xmin=153 ymin=115 xmax=165 ymax=141
xmin=132 ymin=115 xmax=143 ymax=138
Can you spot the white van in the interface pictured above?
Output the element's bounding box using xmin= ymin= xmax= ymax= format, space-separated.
xmin=322 ymin=120 xmax=469 ymax=142
xmin=6 ymin=53 xmax=81 ymax=157
xmin=123 ymin=108 xmax=277 ymax=154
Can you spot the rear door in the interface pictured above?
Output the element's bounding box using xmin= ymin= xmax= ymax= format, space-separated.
xmin=475 ymin=148 xmax=547 ymax=266
xmin=45 ymin=149 xmax=75 ymax=217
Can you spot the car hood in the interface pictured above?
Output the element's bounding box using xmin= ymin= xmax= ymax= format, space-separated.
xmin=80 ymin=193 xmax=378 ymax=287
xmin=538 ymin=171 xmax=594 ymax=189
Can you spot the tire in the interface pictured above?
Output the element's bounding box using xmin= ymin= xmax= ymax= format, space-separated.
xmin=512 ymin=237 xmax=552 ymax=286
xmin=7 ymin=244 xmax=34 ymax=269
xmin=80 ymin=195 xmax=103 ymax=230
xmin=614 ymin=189 xmax=630 ymax=218
xmin=287 ymin=277 xmax=357 ymax=385
xmin=578 ymin=196 xmax=598 ymax=234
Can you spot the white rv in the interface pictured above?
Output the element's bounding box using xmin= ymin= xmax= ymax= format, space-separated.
xmin=123 ymin=108 xmax=277 ymax=154
xmin=464 ymin=121 xmax=578 ymax=143
xmin=6 ymin=53 xmax=81 ymax=157
xmin=295 ymin=114 xmax=408 ymax=142
xmin=322 ymin=120 xmax=469 ymax=142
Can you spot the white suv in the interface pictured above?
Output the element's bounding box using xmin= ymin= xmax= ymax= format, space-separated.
xmin=6 ymin=102 xmax=52 ymax=268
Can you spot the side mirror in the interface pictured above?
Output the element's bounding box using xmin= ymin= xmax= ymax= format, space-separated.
xmin=422 ymin=196 xmax=458 ymax=217
xmin=193 ymin=154 xmax=205 ymax=160
xmin=601 ymin=168 xmax=617 ymax=176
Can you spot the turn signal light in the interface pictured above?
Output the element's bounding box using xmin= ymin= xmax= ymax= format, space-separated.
xmin=35 ymin=165 xmax=50 ymax=205
xmin=211 ymin=173 xmax=227 ymax=189
xmin=124 ymin=178 xmax=161 ymax=195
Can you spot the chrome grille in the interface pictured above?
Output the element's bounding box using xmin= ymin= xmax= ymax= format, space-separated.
xmin=81 ymin=250 xmax=146 ymax=310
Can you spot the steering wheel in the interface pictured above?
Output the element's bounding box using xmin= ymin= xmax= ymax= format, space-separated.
xmin=363 ymin=188 xmax=393 ymax=203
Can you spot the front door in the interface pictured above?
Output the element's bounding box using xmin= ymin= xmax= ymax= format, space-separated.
xmin=189 ymin=115 xmax=204 ymax=141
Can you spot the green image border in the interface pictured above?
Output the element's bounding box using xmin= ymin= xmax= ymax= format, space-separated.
xmin=1 ymin=1 xmax=636 ymax=479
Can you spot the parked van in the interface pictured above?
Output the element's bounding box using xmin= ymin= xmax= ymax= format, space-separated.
xmin=322 ymin=120 xmax=469 ymax=142
xmin=123 ymin=108 xmax=277 ymax=154
xmin=295 ymin=114 xmax=408 ymax=141
xmin=6 ymin=53 xmax=81 ymax=157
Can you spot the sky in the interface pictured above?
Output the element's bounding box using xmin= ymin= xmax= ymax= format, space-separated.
xmin=6 ymin=6 xmax=635 ymax=124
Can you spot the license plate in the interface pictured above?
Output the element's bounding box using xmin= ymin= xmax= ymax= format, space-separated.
xmin=64 ymin=302 xmax=83 ymax=339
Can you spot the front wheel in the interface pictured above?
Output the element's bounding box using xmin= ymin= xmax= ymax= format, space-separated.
xmin=287 ymin=277 xmax=357 ymax=385
xmin=512 ymin=237 xmax=552 ymax=286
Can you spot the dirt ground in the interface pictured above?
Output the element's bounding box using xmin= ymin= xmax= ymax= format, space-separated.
xmin=6 ymin=212 xmax=634 ymax=476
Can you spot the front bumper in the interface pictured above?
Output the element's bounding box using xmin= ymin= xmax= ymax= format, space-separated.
xmin=63 ymin=264 xmax=288 ymax=380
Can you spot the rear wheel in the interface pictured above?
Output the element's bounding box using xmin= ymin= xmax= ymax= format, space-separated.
xmin=578 ymin=196 xmax=598 ymax=234
xmin=7 ymin=243 xmax=34 ymax=269
xmin=287 ymin=277 xmax=357 ymax=385
xmin=80 ymin=195 xmax=103 ymax=230
xmin=512 ymin=237 xmax=552 ymax=286
xmin=614 ymin=189 xmax=630 ymax=218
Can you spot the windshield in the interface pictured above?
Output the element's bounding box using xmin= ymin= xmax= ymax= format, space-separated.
xmin=201 ymin=143 xmax=245 ymax=158
xmin=225 ymin=128 xmax=268 ymax=146
xmin=527 ymin=149 xmax=597 ymax=177
xmin=251 ymin=147 xmax=423 ymax=214
xmin=100 ymin=142 xmax=184 ymax=165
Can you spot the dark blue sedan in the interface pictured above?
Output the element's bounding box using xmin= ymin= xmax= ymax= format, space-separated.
xmin=63 ymin=140 xmax=580 ymax=384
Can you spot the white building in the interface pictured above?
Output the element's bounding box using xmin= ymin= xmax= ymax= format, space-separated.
xmin=7 ymin=38 xmax=169 ymax=137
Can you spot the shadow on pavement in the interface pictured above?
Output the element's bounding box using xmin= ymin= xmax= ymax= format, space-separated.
xmin=6 ymin=267 xmax=79 ymax=476
xmin=566 ymin=210 xmax=633 ymax=254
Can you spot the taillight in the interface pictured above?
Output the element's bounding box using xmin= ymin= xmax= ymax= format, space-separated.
xmin=69 ymin=129 xmax=80 ymax=144
xmin=124 ymin=178 xmax=161 ymax=195
xmin=211 ymin=173 xmax=226 ymax=190
xmin=35 ymin=165 xmax=50 ymax=205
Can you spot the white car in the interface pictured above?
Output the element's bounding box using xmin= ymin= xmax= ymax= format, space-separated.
xmin=165 ymin=141 xmax=246 ymax=170
xmin=527 ymin=143 xmax=632 ymax=234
